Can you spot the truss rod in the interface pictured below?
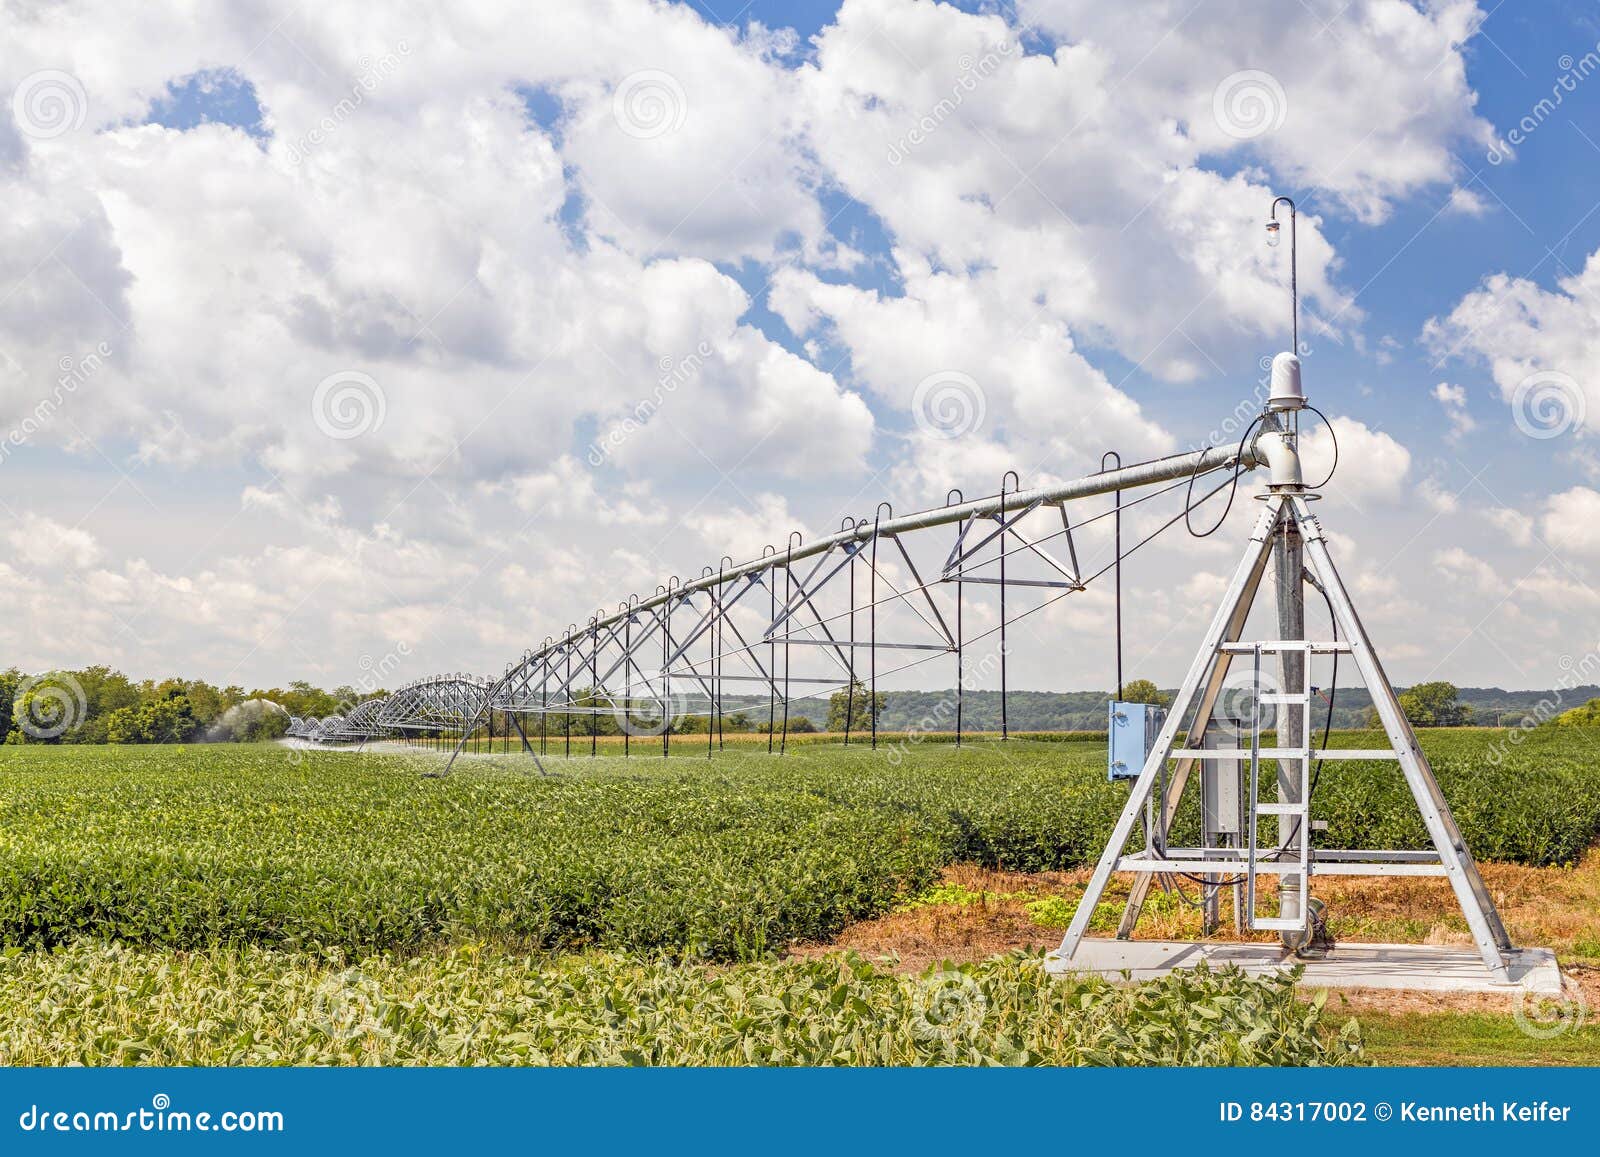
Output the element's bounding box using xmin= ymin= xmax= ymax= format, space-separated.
xmin=525 ymin=442 xmax=1257 ymax=656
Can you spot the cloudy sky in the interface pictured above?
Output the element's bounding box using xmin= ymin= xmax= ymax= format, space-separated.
xmin=2 ymin=0 xmax=1598 ymax=694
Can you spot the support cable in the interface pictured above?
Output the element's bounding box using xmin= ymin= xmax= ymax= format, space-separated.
xmin=1185 ymin=416 xmax=1264 ymax=539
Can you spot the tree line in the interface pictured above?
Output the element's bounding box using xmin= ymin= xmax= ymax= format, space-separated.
xmin=0 ymin=669 xmax=894 ymax=746
xmin=1 ymin=663 xmax=1571 ymax=747
xmin=0 ymin=667 xmax=376 ymax=745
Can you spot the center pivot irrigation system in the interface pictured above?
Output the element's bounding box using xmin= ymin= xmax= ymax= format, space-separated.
xmin=290 ymin=197 xmax=1520 ymax=980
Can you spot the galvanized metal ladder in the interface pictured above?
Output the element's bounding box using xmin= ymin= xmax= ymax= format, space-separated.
xmin=1224 ymin=639 xmax=1324 ymax=932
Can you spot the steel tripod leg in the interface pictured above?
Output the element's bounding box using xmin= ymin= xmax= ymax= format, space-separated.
xmin=1291 ymin=497 xmax=1511 ymax=980
xmin=1115 ymin=536 xmax=1268 ymax=938
xmin=1116 ymin=650 xmax=1244 ymax=936
xmin=1058 ymin=500 xmax=1282 ymax=963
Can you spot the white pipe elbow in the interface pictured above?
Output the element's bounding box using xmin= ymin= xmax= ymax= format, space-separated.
xmin=1256 ymin=427 xmax=1303 ymax=488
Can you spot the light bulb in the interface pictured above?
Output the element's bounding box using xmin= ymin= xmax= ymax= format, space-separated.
xmin=1265 ymin=219 xmax=1281 ymax=247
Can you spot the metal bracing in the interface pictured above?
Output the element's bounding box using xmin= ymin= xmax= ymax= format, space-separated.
xmin=306 ymin=714 xmax=344 ymax=743
xmin=533 ymin=443 xmax=1254 ymax=660
xmin=1290 ymin=494 xmax=1512 ymax=969
xmin=349 ymin=697 xmax=388 ymax=731
xmin=1051 ymin=489 xmax=1515 ymax=982
xmin=322 ymin=696 xmax=391 ymax=744
xmin=471 ymin=445 xmax=1260 ymax=761
xmin=411 ymin=442 xmax=1266 ymax=775
xmin=375 ymin=674 xmax=493 ymax=734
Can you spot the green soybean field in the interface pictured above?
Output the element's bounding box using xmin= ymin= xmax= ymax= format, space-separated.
xmin=0 ymin=728 xmax=1596 ymax=1065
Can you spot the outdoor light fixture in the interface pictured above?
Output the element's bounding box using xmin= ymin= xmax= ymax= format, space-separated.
xmin=1265 ymin=196 xmax=1304 ymax=413
xmin=1268 ymin=195 xmax=1297 ymax=354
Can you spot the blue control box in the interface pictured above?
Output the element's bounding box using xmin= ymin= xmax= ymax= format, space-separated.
xmin=1107 ymin=700 xmax=1166 ymax=781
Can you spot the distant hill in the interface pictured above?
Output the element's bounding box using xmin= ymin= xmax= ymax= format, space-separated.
xmin=765 ymin=685 xmax=1600 ymax=732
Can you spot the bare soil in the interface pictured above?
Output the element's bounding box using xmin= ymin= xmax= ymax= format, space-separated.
xmin=793 ymin=850 xmax=1600 ymax=1018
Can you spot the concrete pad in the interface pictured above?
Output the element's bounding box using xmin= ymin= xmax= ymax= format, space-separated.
xmin=1045 ymin=939 xmax=1561 ymax=995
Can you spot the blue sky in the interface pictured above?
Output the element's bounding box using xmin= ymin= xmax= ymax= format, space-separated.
xmin=4 ymin=0 xmax=1599 ymax=692
xmin=737 ymin=0 xmax=1600 ymax=507
xmin=128 ymin=0 xmax=1600 ymax=480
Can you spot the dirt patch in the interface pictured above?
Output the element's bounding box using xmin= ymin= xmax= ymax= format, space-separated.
xmin=793 ymin=864 xmax=1087 ymax=973
xmin=794 ymin=851 xmax=1600 ymax=1017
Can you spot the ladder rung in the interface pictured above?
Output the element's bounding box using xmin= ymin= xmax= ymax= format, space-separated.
xmin=1310 ymin=860 xmax=1446 ymax=877
xmin=1250 ymin=916 xmax=1308 ymax=931
xmin=1219 ymin=640 xmax=1352 ymax=654
xmin=1187 ymin=748 xmax=1308 ymax=759
xmin=1237 ymin=861 xmax=1305 ymax=876
xmin=1253 ymin=802 xmax=1307 ymax=815
xmin=1114 ymin=856 xmax=1301 ymax=875
xmin=1311 ymin=748 xmax=1400 ymax=760
xmin=1258 ymin=693 xmax=1310 ymax=704
xmin=1081 ymin=849 xmax=1438 ymax=880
